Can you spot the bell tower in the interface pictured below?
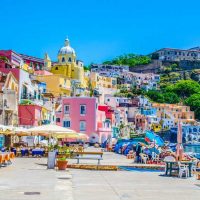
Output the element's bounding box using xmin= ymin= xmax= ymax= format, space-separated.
xmin=44 ymin=53 xmax=52 ymax=70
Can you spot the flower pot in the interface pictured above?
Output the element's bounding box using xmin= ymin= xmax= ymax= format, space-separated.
xmin=57 ymin=160 xmax=68 ymax=170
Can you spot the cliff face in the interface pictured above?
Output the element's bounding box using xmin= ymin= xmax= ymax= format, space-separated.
xmin=129 ymin=60 xmax=162 ymax=73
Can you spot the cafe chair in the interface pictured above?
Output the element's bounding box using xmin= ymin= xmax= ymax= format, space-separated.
xmin=152 ymin=152 xmax=160 ymax=163
xmin=140 ymin=153 xmax=148 ymax=164
xmin=178 ymin=162 xmax=189 ymax=178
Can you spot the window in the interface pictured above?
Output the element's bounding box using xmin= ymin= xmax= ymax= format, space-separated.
xmin=80 ymin=121 xmax=86 ymax=131
xmin=68 ymin=57 xmax=72 ymax=62
xmin=64 ymin=105 xmax=70 ymax=114
xmin=63 ymin=120 xmax=70 ymax=128
xmin=62 ymin=57 xmax=65 ymax=63
xmin=55 ymin=67 xmax=58 ymax=70
xmin=80 ymin=105 xmax=86 ymax=115
xmin=56 ymin=118 xmax=60 ymax=123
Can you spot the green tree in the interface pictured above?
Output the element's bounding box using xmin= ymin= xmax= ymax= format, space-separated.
xmin=185 ymin=93 xmax=200 ymax=120
xmin=146 ymin=90 xmax=165 ymax=103
xmin=163 ymin=92 xmax=180 ymax=104
xmin=103 ymin=54 xmax=151 ymax=67
xmin=165 ymin=80 xmax=200 ymax=99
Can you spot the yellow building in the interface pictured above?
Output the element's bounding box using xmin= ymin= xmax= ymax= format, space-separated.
xmin=90 ymin=72 xmax=117 ymax=89
xmin=50 ymin=38 xmax=85 ymax=87
xmin=36 ymin=74 xmax=71 ymax=97
xmin=152 ymin=103 xmax=195 ymax=126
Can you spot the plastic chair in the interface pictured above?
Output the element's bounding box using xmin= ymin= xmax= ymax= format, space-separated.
xmin=152 ymin=152 xmax=160 ymax=163
xmin=178 ymin=162 xmax=189 ymax=178
xmin=140 ymin=153 xmax=148 ymax=164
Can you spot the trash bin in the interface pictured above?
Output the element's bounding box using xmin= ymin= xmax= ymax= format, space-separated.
xmin=47 ymin=151 xmax=56 ymax=169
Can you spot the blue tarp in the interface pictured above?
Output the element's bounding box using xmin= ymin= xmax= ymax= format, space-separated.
xmin=145 ymin=131 xmax=164 ymax=147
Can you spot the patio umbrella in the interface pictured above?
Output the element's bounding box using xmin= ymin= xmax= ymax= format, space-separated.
xmin=27 ymin=124 xmax=77 ymax=138
xmin=0 ymin=125 xmax=13 ymax=135
xmin=52 ymin=132 xmax=79 ymax=139
xmin=176 ymin=121 xmax=184 ymax=161
xmin=77 ymin=133 xmax=89 ymax=141
xmin=10 ymin=127 xmax=31 ymax=136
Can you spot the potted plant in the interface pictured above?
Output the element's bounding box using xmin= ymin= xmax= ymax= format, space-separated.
xmin=57 ymin=157 xmax=68 ymax=170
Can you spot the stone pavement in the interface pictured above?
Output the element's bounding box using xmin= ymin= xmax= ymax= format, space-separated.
xmin=71 ymin=169 xmax=200 ymax=200
xmin=0 ymin=158 xmax=73 ymax=200
xmin=1 ymin=156 xmax=200 ymax=200
xmin=68 ymin=148 xmax=164 ymax=169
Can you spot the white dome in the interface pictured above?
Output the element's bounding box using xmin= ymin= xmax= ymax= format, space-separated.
xmin=58 ymin=38 xmax=75 ymax=55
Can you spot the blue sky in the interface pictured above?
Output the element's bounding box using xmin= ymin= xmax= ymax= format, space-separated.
xmin=1 ymin=0 xmax=200 ymax=65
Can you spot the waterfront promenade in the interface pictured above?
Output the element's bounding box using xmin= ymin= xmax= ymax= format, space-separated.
xmin=0 ymin=158 xmax=73 ymax=200
xmin=0 ymin=154 xmax=200 ymax=200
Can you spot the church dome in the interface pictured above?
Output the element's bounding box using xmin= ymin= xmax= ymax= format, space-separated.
xmin=58 ymin=38 xmax=75 ymax=55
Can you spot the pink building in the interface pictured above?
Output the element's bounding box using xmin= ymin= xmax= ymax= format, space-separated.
xmin=56 ymin=97 xmax=113 ymax=144
xmin=56 ymin=97 xmax=97 ymax=141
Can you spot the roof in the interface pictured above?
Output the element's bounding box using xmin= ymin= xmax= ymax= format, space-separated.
xmin=155 ymin=47 xmax=200 ymax=53
xmin=19 ymin=53 xmax=44 ymax=63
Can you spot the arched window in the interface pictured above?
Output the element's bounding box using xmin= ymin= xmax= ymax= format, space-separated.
xmin=68 ymin=57 xmax=72 ymax=62
xmin=62 ymin=57 xmax=65 ymax=63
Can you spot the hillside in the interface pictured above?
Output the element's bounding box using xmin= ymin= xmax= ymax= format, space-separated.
xmin=103 ymin=54 xmax=151 ymax=67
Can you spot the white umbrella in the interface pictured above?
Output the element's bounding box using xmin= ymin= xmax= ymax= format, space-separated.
xmin=0 ymin=125 xmax=13 ymax=134
xmin=27 ymin=124 xmax=77 ymax=137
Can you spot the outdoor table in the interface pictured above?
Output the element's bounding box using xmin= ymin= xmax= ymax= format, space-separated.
xmin=32 ymin=149 xmax=45 ymax=157
xmin=1 ymin=148 xmax=6 ymax=152
xmin=165 ymin=161 xmax=193 ymax=177
xmin=21 ymin=149 xmax=29 ymax=157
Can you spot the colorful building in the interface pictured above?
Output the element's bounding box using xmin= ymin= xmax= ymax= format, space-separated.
xmin=90 ymin=71 xmax=117 ymax=90
xmin=18 ymin=104 xmax=52 ymax=127
xmin=0 ymin=72 xmax=18 ymax=126
xmin=152 ymin=103 xmax=195 ymax=129
xmin=50 ymin=38 xmax=85 ymax=87
xmin=90 ymin=64 xmax=129 ymax=77
xmin=120 ymin=72 xmax=160 ymax=91
xmin=56 ymin=97 xmax=97 ymax=141
xmin=36 ymin=74 xmax=71 ymax=97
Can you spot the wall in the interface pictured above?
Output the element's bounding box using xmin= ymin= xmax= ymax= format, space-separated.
xmin=59 ymin=97 xmax=97 ymax=137
xmin=18 ymin=105 xmax=42 ymax=126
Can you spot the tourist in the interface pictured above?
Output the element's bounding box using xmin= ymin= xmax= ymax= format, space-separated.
xmin=135 ymin=142 xmax=142 ymax=163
